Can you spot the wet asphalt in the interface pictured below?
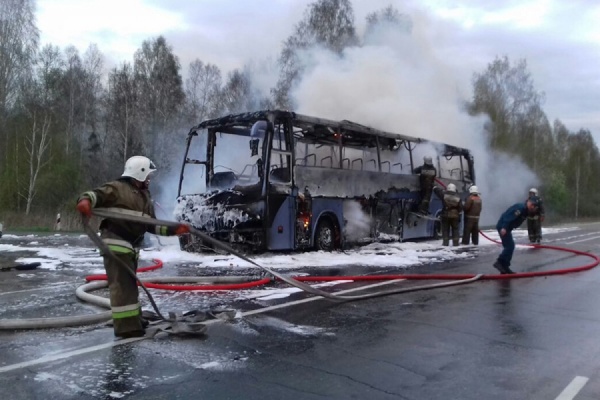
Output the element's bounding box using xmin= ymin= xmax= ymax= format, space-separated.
xmin=1 ymin=224 xmax=600 ymax=399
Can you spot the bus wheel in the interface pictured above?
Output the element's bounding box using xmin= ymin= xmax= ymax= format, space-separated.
xmin=315 ymin=219 xmax=337 ymax=251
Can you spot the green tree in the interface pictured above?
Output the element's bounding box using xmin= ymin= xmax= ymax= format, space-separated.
xmin=470 ymin=56 xmax=544 ymax=154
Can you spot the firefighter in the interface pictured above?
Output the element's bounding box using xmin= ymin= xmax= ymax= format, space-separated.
xmin=527 ymin=188 xmax=545 ymax=243
xmin=76 ymin=156 xmax=190 ymax=338
xmin=493 ymin=196 xmax=540 ymax=274
xmin=413 ymin=156 xmax=437 ymax=214
xmin=433 ymin=183 xmax=463 ymax=246
xmin=461 ymin=185 xmax=482 ymax=245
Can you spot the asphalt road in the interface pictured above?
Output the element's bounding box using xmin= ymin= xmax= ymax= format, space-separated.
xmin=2 ymin=223 xmax=600 ymax=399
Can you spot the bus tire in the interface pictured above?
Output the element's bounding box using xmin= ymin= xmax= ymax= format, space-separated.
xmin=314 ymin=218 xmax=338 ymax=251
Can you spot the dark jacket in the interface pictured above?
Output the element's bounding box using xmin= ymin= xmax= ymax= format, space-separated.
xmin=464 ymin=194 xmax=482 ymax=218
xmin=433 ymin=187 xmax=463 ymax=218
xmin=78 ymin=177 xmax=175 ymax=247
xmin=528 ymin=195 xmax=545 ymax=218
xmin=414 ymin=164 xmax=437 ymax=188
xmin=496 ymin=202 xmax=530 ymax=232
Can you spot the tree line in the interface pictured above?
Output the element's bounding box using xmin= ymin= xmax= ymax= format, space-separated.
xmin=0 ymin=0 xmax=598 ymax=229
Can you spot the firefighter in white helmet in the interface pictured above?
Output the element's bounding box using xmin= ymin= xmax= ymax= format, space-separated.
xmin=433 ymin=183 xmax=463 ymax=246
xmin=76 ymin=156 xmax=190 ymax=338
xmin=461 ymin=185 xmax=482 ymax=245
xmin=526 ymin=188 xmax=545 ymax=243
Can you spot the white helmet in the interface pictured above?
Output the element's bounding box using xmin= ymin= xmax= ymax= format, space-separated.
xmin=122 ymin=156 xmax=156 ymax=182
xmin=529 ymin=187 xmax=538 ymax=195
xmin=424 ymin=156 xmax=433 ymax=165
xmin=469 ymin=185 xmax=479 ymax=194
xmin=446 ymin=183 xmax=457 ymax=192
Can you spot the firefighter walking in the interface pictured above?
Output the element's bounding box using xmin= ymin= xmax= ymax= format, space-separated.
xmin=76 ymin=156 xmax=190 ymax=338
xmin=461 ymin=185 xmax=482 ymax=245
xmin=434 ymin=183 xmax=463 ymax=246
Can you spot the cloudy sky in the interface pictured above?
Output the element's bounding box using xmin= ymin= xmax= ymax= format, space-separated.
xmin=36 ymin=0 xmax=600 ymax=143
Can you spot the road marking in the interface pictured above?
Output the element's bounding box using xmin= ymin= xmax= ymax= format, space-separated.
xmin=0 ymin=279 xmax=405 ymax=373
xmin=555 ymin=376 xmax=589 ymax=400
xmin=0 ymin=336 xmax=146 ymax=374
xmin=242 ymin=279 xmax=405 ymax=316
xmin=565 ymin=236 xmax=600 ymax=245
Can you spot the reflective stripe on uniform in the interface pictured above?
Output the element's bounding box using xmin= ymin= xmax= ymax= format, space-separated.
xmin=83 ymin=191 xmax=98 ymax=207
xmin=102 ymin=238 xmax=134 ymax=252
xmin=112 ymin=303 xmax=141 ymax=319
xmin=154 ymin=226 xmax=168 ymax=236
xmin=99 ymin=207 xmax=150 ymax=218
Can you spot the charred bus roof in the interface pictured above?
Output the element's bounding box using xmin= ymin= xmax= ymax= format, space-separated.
xmin=191 ymin=110 xmax=471 ymax=156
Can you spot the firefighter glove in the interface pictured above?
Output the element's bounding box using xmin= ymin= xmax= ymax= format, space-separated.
xmin=174 ymin=224 xmax=190 ymax=236
xmin=76 ymin=199 xmax=92 ymax=217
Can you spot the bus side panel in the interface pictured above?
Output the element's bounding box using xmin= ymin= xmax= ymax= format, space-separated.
xmin=295 ymin=167 xmax=419 ymax=198
xmin=402 ymin=197 xmax=443 ymax=240
xmin=266 ymin=196 xmax=295 ymax=250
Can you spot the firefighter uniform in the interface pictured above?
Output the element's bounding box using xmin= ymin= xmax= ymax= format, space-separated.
xmin=462 ymin=186 xmax=482 ymax=245
xmin=78 ymin=178 xmax=178 ymax=337
xmin=414 ymin=157 xmax=437 ymax=214
xmin=527 ymin=190 xmax=545 ymax=243
xmin=434 ymin=185 xmax=463 ymax=246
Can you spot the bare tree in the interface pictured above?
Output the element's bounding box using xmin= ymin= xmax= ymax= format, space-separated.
xmin=0 ymin=0 xmax=39 ymax=170
xmin=219 ymin=68 xmax=261 ymax=115
xmin=133 ymin=36 xmax=184 ymax=165
xmin=273 ymin=0 xmax=358 ymax=108
xmin=0 ymin=0 xmax=38 ymax=112
xmin=184 ymin=59 xmax=222 ymax=125
xmin=17 ymin=53 xmax=59 ymax=215
xmin=105 ymin=62 xmax=141 ymax=165
xmin=567 ymin=129 xmax=597 ymax=218
xmin=364 ymin=5 xmax=412 ymax=37
xmin=61 ymin=46 xmax=84 ymax=155
xmin=20 ymin=110 xmax=52 ymax=215
xmin=80 ymin=44 xmax=105 ymax=179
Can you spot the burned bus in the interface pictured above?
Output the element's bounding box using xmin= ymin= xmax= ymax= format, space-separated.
xmin=174 ymin=110 xmax=475 ymax=253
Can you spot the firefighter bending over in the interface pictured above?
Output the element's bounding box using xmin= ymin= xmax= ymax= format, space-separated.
xmin=434 ymin=183 xmax=463 ymax=246
xmin=413 ymin=156 xmax=437 ymax=214
xmin=76 ymin=156 xmax=190 ymax=338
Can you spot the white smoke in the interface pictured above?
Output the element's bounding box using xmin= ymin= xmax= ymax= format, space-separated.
xmin=291 ymin=8 xmax=539 ymax=226
xmin=342 ymin=200 xmax=372 ymax=241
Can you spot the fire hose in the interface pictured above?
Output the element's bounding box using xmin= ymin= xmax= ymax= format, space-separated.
xmin=1 ymin=205 xmax=597 ymax=332
xmin=0 ymin=208 xmax=483 ymax=332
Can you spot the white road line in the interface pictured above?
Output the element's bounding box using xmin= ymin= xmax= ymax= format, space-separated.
xmin=565 ymin=236 xmax=600 ymax=245
xmin=242 ymin=279 xmax=405 ymax=316
xmin=0 ymin=279 xmax=405 ymax=373
xmin=0 ymin=337 xmax=146 ymax=374
xmin=555 ymin=376 xmax=589 ymax=400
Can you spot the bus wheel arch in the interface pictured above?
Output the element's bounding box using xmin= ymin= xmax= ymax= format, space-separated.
xmin=313 ymin=214 xmax=341 ymax=251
